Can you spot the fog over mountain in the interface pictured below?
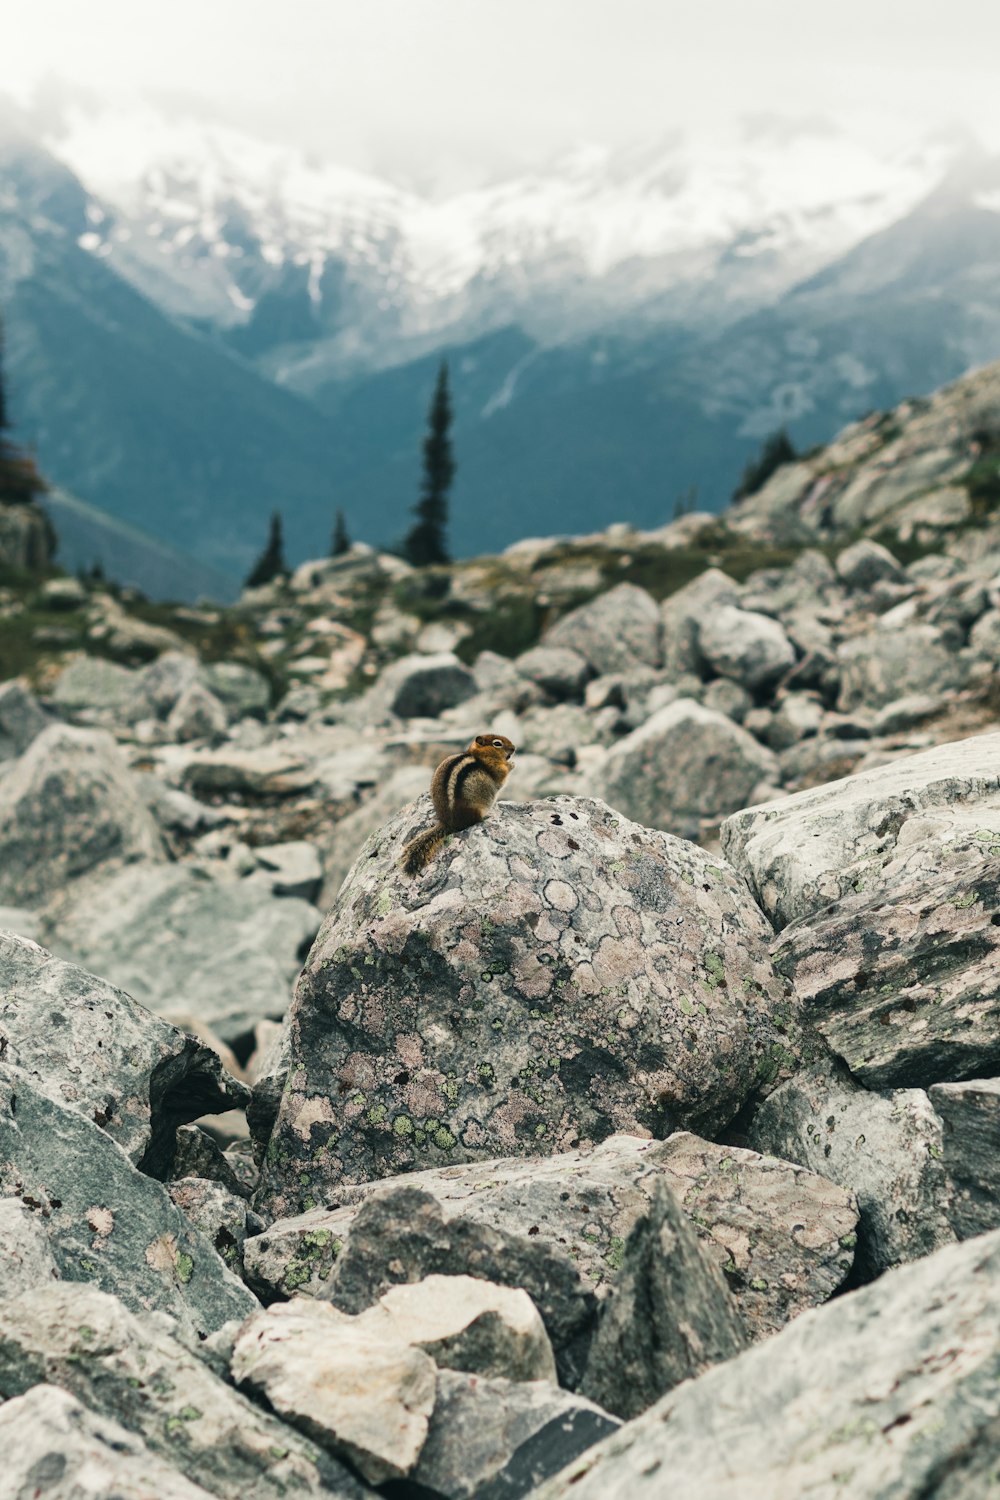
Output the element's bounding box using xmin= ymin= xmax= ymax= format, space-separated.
xmin=3 ymin=72 xmax=1000 ymax=592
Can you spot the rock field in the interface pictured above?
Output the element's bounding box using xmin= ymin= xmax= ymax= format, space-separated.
xmin=2 ymin=363 xmax=1000 ymax=1495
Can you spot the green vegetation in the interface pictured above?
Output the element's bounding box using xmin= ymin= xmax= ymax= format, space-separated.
xmin=966 ymin=429 xmax=1000 ymax=519
xmin=0 ymin=314 xmax=47 ymax=509
xmin=404 ymin=361 xmax=454 ymax=567
xmin=732 ymin=427 xmax=797 ymax=502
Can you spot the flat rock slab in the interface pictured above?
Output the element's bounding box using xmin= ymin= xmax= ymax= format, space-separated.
xmin=48 ymin=862 xmax=320 ymax=1046
xmin=0 ymin=724 xmax=164 ymax=906
xmin=532 ymin=1229 xmax=1000 ymax=1500
xmin=0 ymin=1066 xmax=255 ymax=1341
xmin=246 ymin=1133 xmax=856 ymax=1348
xmin=0 ymin=932 xmax=247 ymax=1174
xmin=722 ymin=729 xmax=1000 ymax=929
xmin=0 ymin=1285 xmax=367 ymax=1500
xmin=0 ymin=1385 xmax=219 ymax=1500
xmin=748 ymin=1061 xmax=955 ymax=1276
xmin=232 ymin=1298 xmax=436 ymax=1485
xmin=414 ymin=1372 xmax=619 ymax=1500
xmin=256 ymin=796 xmax=784 ymax=1219
xmin=930 ymin=1077 xmax=1000 ymax=1239
xmin=771 ymin=853 xmax=1000 ymax=1088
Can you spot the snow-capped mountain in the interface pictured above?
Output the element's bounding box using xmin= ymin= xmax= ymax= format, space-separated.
xmin=41 ymin=97 xmax=962 ymax=387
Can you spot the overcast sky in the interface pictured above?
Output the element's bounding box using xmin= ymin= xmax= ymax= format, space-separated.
xmin=4 ymin=0 xmax=1000 ymax=190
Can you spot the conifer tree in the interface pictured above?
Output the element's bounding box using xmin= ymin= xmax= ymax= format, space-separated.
xmin=732 ymin=428 xmax=797 ymax=502
xmin=331 ymin=507 xmax=351 ymax=557
xmin=0 ymin=311 xmax=47 ymax=506
xmin=404 ymin=361 xmax=454 ymax=567
xmin=245 ymin=511 xmax=288 ymax=588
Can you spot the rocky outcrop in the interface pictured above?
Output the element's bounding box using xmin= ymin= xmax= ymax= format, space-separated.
xmin=255 ymin=796 xmax=785 ymax=1219
xmin=532 ymin=1230 xmax=1000 ymax=1500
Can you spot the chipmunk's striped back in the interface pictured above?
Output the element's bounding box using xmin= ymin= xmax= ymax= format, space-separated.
xmin=400 ymin=733 xmax=516 ymax=876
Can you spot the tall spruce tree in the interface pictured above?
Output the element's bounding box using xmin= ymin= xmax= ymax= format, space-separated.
xmin=245 ymin=511 xmax=288 ymax=588
xmin=331 ymin=507 xmax=351 ymax=557
xmin=0 ymin=311 xmax=46 ymax=506
xmin=404 ymin=361 xmax=454 ymax=566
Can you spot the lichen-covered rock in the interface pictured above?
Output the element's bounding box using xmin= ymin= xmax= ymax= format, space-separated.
xmin=231 ymin=1298 xmax=436 ymax=1485
xmin=168 ymin=1177 xmax=254 ymax=1277
xmin=0 ymin=724 xmax=164 ymax=905
xmin=0 ymin=932 xmax=248 ymax=1174
xmin=748 ymin=1059 xmax=954 ymax=1276
xmin=0 ymin=1285 xmax=367 ymax=1499
xmin=48 ymin=862 xmax=320 ymax=1045
xmin=246 ymin=1133 xmax=856 ymax=1351
xmin=930 ymin=1077 xmax=1000 ymax=1240
xmin=581 ymin=1179 xmax=746 ymax=1420
xmin=771 ymin=854 xmax=1000 ymax=1088
xmin=696 ymin=606 xmax=796 ymax=692
xmin=0 ymin=679 xmax=47 ymax=759
xmin=721 ymin=730 xmax=1000 ymax=929
xmin=533 ymin=1229 xmax=1000 ymax=1500
xmin=0 ymin=1067 xmax=255 ymax=1340
xmin=169 ymin=1124 xmax=252 ymax=1200
xmin=835 ymin=537 xmax=907 ymax=590
xmin=255 ymin=796 xmax=784 ymax=1219
xmin=412 ymin=1372 xmax=619 ymax=1500
xmin=589 ymin=700 xmax=778 ymax=838
xmin=0 ymin=1196 xmax=60 ymax=1301
xmin=543 ymin=583 xmax=661 ymax=675
xmin=0 ymin=1386 xmax=219 ymax=1500
xmin=359 ymin=1274 xmax=557 ymax=1383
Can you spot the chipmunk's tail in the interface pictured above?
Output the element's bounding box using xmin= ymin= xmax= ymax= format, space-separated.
xmin=400 ymin=822 xmax=448 ymax=876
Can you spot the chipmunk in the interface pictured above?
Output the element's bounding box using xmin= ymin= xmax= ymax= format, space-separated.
xmin=400 ymin=733 xmax=516 ymax=875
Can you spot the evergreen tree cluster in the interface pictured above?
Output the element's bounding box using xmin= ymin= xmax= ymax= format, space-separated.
xmin=732 ymin=428 xmax=798 ymax=502
xmin=0 ymin=315 xmax=47 ymax=507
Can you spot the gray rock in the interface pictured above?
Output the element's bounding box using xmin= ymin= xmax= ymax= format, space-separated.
xmin=0 ymin=1385 xmax=219 ymax=1500
xmin=246 ymin=1134 xmax=855 ymax=1354
xmin=0 ymin=1196 xmax=60 ymax=1301
xmin=137 ymin=650 xmax=203 ymax=717
xmin=180 ymin=744 xmax=316 ymax=801
xmin=255 ymin=796 xmax=784 ymax=1222
xmin=0 ymin=931 xmax=247 ymax=1174
xmin=358 ymin=1274 xmax=557 ymax=1383
xmin=535 ymin=1228 xmax=1000 ymax=1500
xmin=771 ymin=853 xmax=1000 ymax=1089
xmin=49 ymin=862 xmax=320 ymax=1046
xmin=543 ymin=584 xmax=661 ymax=675
xmin=581 ymin=1179 xmax=746 ymax=1421
xmin=837 ymin=623 xmax=967 ymax=710
xmin=0 ymin=724 xmax=164 ymax=905
xmin=168 ymin=1177 xmax=254 ymax=1276
xmin=417 ymin=1373 xmax=618 ymax=1500
xmin=700 ymin=677 xmax=752 ymax=722
xmin=969 ymin=606 xmax=1000 ymax=657
xmin=370 ymin=651 xmax=478 ymax=719
xmin=202 ymin=660 xmax=272 ymax=720
xmin=871 ymin=692 xmax=947 ymax=733
xmin=231 ymin=1298 xmax=436 ymax=1485
xmin=835 ymin=537 xmax=907 ymax=589
xmin=697 ymin=606 xmax=796 ymax=692
xmin=930 ymin=1077 xmax=1000 ymax=1239
xmin=166 ymin=681 xmax=229 ymax=742
xmin=514 ymin=646 xmax=591 ymax=699
xmin=660 ymin=568 xmax=742 ymax=677
xmin=170 ymin=1124 xmax=251 ymax=1200
xmin=765 ymin=692 xmax=823 ymax=749
xmin=0 ymin=679 xmax=47 ymax=759
xmin=591 ymin=700 xmax=777 ymax=837
xmin=721 ymin=729 xmax=1000 ymax=929
xmin=748 ymin=1060 xmax=954 ymax=1276
xmin=0 ymin=1285 xmax=366 ymax=1499
xmin=253 ymin=839 xmax=324 ymax=901
xmin=49 ymin=655 xmax=141 ymax=719
xmin=0 ymin=1067 xmax=255 ymax=1339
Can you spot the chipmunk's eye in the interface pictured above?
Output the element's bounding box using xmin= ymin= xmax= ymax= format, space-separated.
xmin=492 ymin=739 xmax=503 ymax=747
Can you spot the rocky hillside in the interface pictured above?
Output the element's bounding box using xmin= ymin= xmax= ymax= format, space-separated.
xmin=1 ymin=364 xmax=1000 ymax=1493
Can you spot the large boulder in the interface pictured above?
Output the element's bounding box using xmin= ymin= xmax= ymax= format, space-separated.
xmin=0 ymin=724 xmax=163 ymax=906
xmin=368 ymin=651 xmax=477 ymax=719
xmin=50 ymin=656 xmax=142 ymax=720
xmin=202 ymin=660 xmax=272 ymax=720
xmin=246 ymin=1134 xmax=856 ymax=1351
xmin=515 ymin=645 xmax=591 ymax=699
xmin=532 ymin=1229 xmax=1000 ymax=1500
xmin=837 ymin=623 xmax=968 ymax=710
xmin=0 ymin=1067 xmax=255 ymax=1340
xmin=722 ymin=730 xmax=1000 ymax=929
xmin=0 ymin=1285 xmax=366 ymax=1500
xmin=543 ymin=584 xmax=662 ymax=675
xmin=589 ymin=700 xmax=777 ymax=838
xmin=660 ymin=568 xmax=742 ymax=677
xmin=47 ymin=863 xmax=320 ymax=1046
xmin=696 ymin=606 xmax=796 ymax=692
xmin=254 ymin=796 xmax=784 ymax=1219
xmin=0 ymin=932 xmax=247 ymax=1173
